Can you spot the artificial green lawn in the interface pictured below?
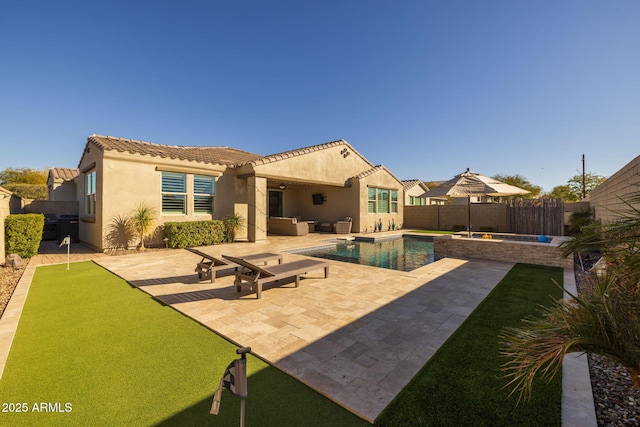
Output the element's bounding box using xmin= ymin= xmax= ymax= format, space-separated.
xmin=1 ymin=261 xmax=563 ymax=426
xmin=0 ymin=262 xmax=368 ymax=426
xmin=375 ymin=263 xmax=563 ymax=426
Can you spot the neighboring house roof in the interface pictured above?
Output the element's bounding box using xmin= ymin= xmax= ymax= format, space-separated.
xmin=81 ymin=134 xmax=263 ymax=167
xmin=402 ymin=179 xmax=434 ymax=192
xmin=0 ymin=186 xmax=12 ymax=197
xmin=50 ymin=167 xmax=79 ymax=181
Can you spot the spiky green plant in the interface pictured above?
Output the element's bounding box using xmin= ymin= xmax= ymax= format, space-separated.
xmin=501 ymin=191 xmax=640 ymax=402
xmin=130 ymin=202 xmax=157 ymax=250
xmin=501 ymin=271 xmax=640 ymax=402
xmin=224 ymin=213 xmax=245 ymax=242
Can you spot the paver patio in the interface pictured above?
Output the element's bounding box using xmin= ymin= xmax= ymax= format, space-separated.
xmin=0 ymin=232 xmax=594 ymax=424
xmin=94 ymin=233 xmax=513 ymax=421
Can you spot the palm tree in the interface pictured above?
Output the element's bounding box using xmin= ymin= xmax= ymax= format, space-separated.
xmin=130 ymin=202 xmax=157 ymax=250
xmin=501 ymin=192 xmax=640 ymax=402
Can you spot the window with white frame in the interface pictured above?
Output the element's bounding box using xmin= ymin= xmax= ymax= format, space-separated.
xmin=391 ymin=190 xmax=398 ymax=213
xmin=368 ymin=187 xmax=377 ymax=213
xmin=193 ymin=175 xmax=214 ymax=214
xmin=161 ymin=172 xmax=186 ymax=214
xmin=84 ymin=169 xmax=96 ymax=216
xmin=368 ymin=187 xmax=398 ymax=213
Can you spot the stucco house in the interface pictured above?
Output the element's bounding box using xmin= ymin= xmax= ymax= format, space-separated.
xmin=47 ymin=167 xmax=79 ymax=201
xmin=402 ymin=179 xmax=446 ymax=206
xmin=76 ymin=135 xmax=404 ymax=250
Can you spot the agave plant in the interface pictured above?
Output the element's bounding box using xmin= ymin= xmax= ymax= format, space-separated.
xmin=501 ymin=191 xmax=640 ymax=402
xmin=130 ymin=202 xmax=157 ymax=250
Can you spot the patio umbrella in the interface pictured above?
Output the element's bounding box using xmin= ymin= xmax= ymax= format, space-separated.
xmin=422 ymin=168 xmax=530 ymax=237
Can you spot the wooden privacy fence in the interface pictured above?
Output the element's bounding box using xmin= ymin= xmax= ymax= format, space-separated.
xmin=506 ymin=198 xmax=564 ymax=236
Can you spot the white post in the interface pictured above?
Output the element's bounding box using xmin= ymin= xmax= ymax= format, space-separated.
xmin=66 ymin=235 xmax=70 ymax=270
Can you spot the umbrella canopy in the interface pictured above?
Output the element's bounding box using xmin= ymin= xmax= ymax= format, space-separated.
xmin=423 ymin=168 xmax=530 ymax=236
xmin=423 ymin=168 xmax=530 ymax=198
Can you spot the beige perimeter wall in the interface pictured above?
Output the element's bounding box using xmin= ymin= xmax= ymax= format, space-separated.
xmin=590 ymin=154 xmax=640 ymax=224
xmin=404 ymin=204 xmax=508 ymax=232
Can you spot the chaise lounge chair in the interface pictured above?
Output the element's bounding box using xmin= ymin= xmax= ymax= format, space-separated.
xmin=222 ymin=255 xmax=330 ymax=299
xmin=185 ymin=247 xmax=282 ymax=283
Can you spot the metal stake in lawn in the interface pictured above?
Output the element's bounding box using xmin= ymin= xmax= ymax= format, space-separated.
xmin=210 ymin=346 xmax=251 ymax=426
xmin=59 ymin=235 xmax=71 ymax=270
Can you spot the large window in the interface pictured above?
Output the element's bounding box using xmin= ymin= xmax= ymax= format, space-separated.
xmin=410 ymin=196 xmax=427 ymax=206
xmin=368 ymin=187 xmax=377 ymax=213
xmin=368 ymin=187 xmax=398 ymax=214
xmin=162 ymin=172 xmax=186 ymax=214
xmin=84 ymin=169 xmax=96 ymax=215
xmin=391 ymin=190 xmax=398 ymax=213
xmin=194 ymin=175 xmax=214 ymax=214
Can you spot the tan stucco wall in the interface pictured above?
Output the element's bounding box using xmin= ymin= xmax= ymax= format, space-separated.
xmin=590 ymin=154 xmax=640 ymax=224
xmin=404 ymin=204 xmax=508 ymax=232
xmin=48 ymin=179 xmax=77 ymax=201
xmin=78 ymin=142 xmax=229 ymax=250
xmin=244 ymin=143 xmax=371 ymax=186
xmin=23 ymin=200 xmax=78 ymax=217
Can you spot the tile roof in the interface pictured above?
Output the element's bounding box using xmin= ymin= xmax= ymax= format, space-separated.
xmin=50 ymin=167 xmax=79 ymax=181
xmin=242 ymin=139 xmax=360 ymax=167
xmin=86 ymin=134 xmax=263 ymax=166
xmin=401 ymin=179 xmax=424 ymax=191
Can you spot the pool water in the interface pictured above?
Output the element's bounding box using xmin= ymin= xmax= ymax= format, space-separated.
xmin=293 ymin=236 xmax=435 ymax=272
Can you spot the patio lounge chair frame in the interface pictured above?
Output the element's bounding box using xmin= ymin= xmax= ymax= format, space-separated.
xmin=222 ymin=255 xmax=329 ymax=299
xmin=186 ymin=248 xmax=282 ymax=283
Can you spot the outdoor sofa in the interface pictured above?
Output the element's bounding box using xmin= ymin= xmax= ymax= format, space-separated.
xmin=267 ymin=217 xmax=309 ymax=236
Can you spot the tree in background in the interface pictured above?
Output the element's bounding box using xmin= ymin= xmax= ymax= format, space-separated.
xmin=547 ymin=185 xmax=575 ymax=201
xmin=568 ymin=172 xmax=607 ymax=200
xmin=491 ymin=174 xmax=542 ymax=198
xmin=548 ymin=172 xmax=607 ymax=202
xmin=0 ymin=167 xmax=47 ymax=185
xmin=0 ymin=167 xmax=48 ymax=199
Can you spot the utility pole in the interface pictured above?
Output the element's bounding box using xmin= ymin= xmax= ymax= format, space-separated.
xmin=582 ymin=154 xmax=586 ymax=199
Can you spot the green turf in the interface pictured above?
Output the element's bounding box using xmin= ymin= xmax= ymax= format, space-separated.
xmin=375 ymin=263 xmax=564 ymax=426
xmin=0 ymin=261 xmax=368 ymax=426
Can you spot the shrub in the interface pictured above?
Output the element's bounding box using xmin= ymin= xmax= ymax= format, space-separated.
xmin=5 ymin=214 xmax=44 ymax=258
xmin=163 ymin=220 xmax=225 ymax=248
xmin=3 ymin=183 xmax=48 ymax=200
xmin=452 ymin=224 xmax=466 ymax=232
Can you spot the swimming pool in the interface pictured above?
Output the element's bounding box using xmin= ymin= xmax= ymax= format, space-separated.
xmin=290 ymin=235 xmax=435 ymax=272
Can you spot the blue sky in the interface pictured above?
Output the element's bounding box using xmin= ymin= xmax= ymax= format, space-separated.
xmin=1 ymin=1 xmax=638 ymax=192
